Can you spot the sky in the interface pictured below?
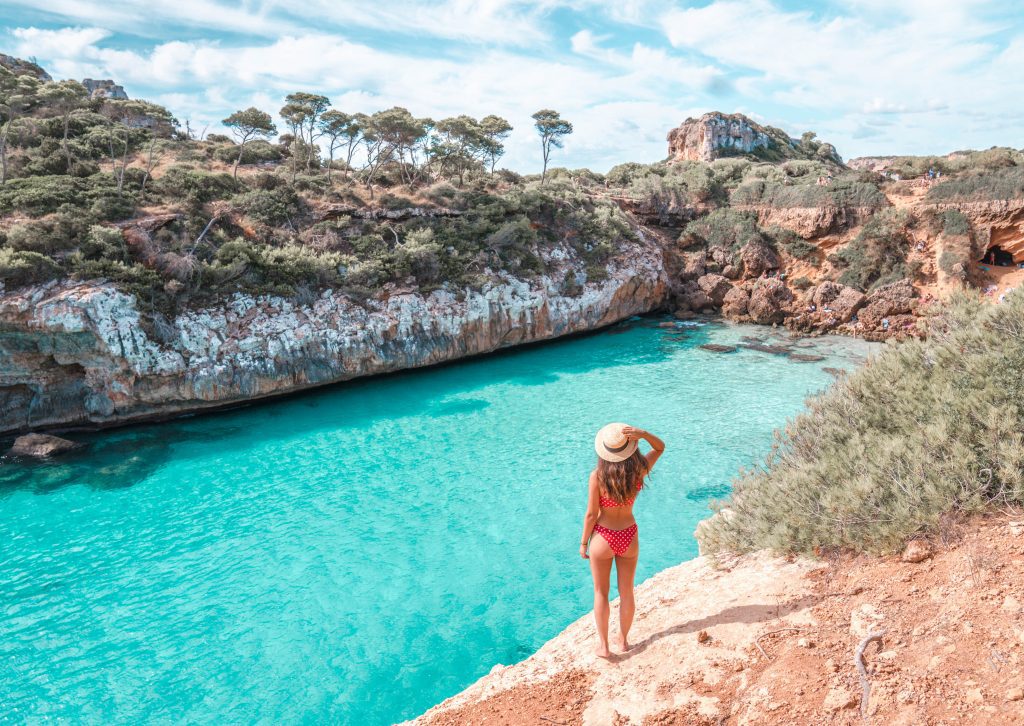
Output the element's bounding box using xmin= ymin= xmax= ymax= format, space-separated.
xmin=2 ymin=1 xmax=1023 ymax=173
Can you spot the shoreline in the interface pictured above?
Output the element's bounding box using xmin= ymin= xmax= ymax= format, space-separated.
xmin=0 ymin=310 xmax=881 ymax=445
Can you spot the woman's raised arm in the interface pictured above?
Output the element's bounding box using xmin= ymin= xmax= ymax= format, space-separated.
xmin=622 ymin=426 xmax=665 ymax=471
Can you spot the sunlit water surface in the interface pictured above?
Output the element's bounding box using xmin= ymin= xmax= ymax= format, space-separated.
xmin=0 ymin=317 xmax=876 ymax=724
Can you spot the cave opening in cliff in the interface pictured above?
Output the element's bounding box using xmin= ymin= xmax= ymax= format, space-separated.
xmin=980 ymin=245 xmax=1016 ymax=267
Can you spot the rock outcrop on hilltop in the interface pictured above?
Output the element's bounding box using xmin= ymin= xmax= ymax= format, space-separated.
xmin=666 ymin=112 xmax=842 ymax=165
xmin=81 ymin=79 xmax=129 ymax=100
xmin=0 ymin=238 xmax=667 ymax=433
xmin=0 ymin=53 xmax=51 ymax=80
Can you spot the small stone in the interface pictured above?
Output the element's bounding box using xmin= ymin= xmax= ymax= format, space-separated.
xmin=1007 ymin=687 xmax=1024 ymax=702
xmin=850 ymin=603 xmax=885 ymax=638
xmin=797 ymin=637 xmax=814 ymax=648
xmin=966 ymin=688 xmax=984 ymax=704
xmin=9 ymin=433 xmax=81 ymax=458
xmin=825 ymin=658 xmax=838 ymax=673
xmin=1002 ymin=596 xmax=1023 ymax=614
xmin=1008 ymin=521 xmax=1024 ymax=536
xmin=733 ymin=661 xmax=745 ymax=672
xmin=928 ymin=655 xmax=943 ymax=671
xmin=878 ymin=650 xmax=899 ymax=661
xmin=823 ymin=687 xmax=858 ymax=712
xmin=901 ymin=539 xmax=932 ymax=563
xmin=697 ymin=630 xmax=711 ymax=644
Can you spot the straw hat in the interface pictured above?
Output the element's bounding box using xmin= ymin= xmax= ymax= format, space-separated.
xmin=594 ymin=422 xmax=637 ymax=462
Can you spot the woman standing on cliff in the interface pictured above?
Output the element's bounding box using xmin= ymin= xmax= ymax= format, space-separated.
xmin=581 ymin=423 xmax=665 ymax=658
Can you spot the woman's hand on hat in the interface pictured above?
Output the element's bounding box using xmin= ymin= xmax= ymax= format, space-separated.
xmin=621 ymin=425 xmax=645 ymax=441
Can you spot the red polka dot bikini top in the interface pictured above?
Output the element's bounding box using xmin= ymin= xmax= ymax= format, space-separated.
xmin=599 ymin=482 xmax=643 ymax=508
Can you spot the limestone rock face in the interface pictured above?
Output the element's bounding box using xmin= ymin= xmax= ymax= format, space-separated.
xmin=0 ymin=239 xmax=667 ymax=433
xmin=82 ymin=79 xmax=128 ymax=100
xmin=739 ymin=242 xmax=780 ymax=278
xmin=722 ymin=286 xmax=750 ymax=318
xmin=811 ymin=282 xmax=866 ymax=323
xmin=697 ymin=273 xmax=733 ymax=306
xmin=667 ymin=113 xmax=776 ymax=162
xmin=858 ymin=280 xmax=917 ymax=330
xmin=9 ymin=433 xmax=80 ymax=458
xmin=748 ymin=278 xmax=794 ymax=324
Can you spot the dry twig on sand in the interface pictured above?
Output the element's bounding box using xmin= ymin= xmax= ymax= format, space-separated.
xmin=855 ymin=628 xmax=887 ymax=717
xmin=753 ymin=627 xmax=805 ymax=661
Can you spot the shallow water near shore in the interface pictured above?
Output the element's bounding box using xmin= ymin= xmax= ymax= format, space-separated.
xmin=0 ymin=317 xmax=877 ymax=724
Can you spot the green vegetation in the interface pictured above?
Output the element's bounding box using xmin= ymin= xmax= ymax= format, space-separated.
xmin=0 ymin=56 xmax=637 ymax=308
xmin=531 ymin=109 xmax=573 ymax=184
xmin=881 ymin=147 xmax=1024 ymax=181
xmin=731 ymin=176 xmax=887 ymax=209
xmin=926 ymin=167 xmax=1024 ymax=202
xmin=830 ymin=209 xmax=913 ymax=291
xmin=698 ymin=291 xmax=1024 ymax=555
xmin=679 ymin=208 xmax=766 ymax=255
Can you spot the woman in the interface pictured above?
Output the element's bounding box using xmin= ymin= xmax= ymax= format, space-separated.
xmin=580 ymin=423 xmax=665 ymax=658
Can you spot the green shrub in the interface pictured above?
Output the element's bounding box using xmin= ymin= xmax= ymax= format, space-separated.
xmin=697 ymin=292 xmax=1024 ymax=555
xmin=927 ymin=167 xmax=1024 ymax=202
xmin=832 ymin=209 xmax=911 ymax=291
xmin=394 ymin=228 xmax=442 ymax=284
xmin=231 ymin=187 xmax=300 ymax=226
xmin=681 ymin=209 xmax=765 ymax=254
xmin=938 ymin=250 xmax=964 ymax=276
xmin=606 ymin=162 xmax=654 ymax=187
xmin=212 ymin=140 xmax=282 ymax=166
xmin=0 ymin=175 xmax=88 ymax=216
xmin=155 ymin=165 xmax=239 ymax=206
xmin=771 ymin=228 xmax=819 ymax=263
xmin=940 ymin=209 xmax=971 ymax=236
xmin=0 ymin=248 xmax=62 ymax=288
xmin=731 ymin=177 xmax=887 ymax=209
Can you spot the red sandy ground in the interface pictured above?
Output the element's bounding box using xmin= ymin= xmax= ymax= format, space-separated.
xmin=414 ymin=515 xmax=1024 ymax=725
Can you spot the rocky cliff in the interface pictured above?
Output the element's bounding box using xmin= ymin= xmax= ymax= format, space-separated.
xmin=0 ymin=237 xmax=667 ymax=434
xmin=666 ymin=112 xmax=841 ymax=165
xmin=81 ymin=79 xmax=129 ymax=100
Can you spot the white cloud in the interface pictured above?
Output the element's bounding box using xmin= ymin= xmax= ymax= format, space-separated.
xmin=658 ymin=0 xmax=1024 ymax=157
xmin=11 ymin=26 xmax=111 ymax=57
xmin=5 ymin=0 xmax=1024 ymax=166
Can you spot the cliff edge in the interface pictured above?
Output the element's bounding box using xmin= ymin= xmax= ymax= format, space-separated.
xmin=0 ymin=236 xmax=667 ymax=433
xmin=410 ymin=516 xmax=1024 ymax=725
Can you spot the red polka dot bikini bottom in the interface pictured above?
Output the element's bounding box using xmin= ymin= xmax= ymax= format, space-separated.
xmin=592 ymin=523 xmax=638 ymax=556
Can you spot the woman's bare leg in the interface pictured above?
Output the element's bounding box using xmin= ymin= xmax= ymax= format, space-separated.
xmin=588 ymin=535 xmax=615 ymax=658
xmin=614 ymin=537 xmax=639 ymax=651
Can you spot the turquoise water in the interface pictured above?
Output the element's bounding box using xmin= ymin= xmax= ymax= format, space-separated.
xmin=0 ymin=318 xmax=875 ymax=724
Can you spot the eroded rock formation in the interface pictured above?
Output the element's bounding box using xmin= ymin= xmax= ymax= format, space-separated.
xmin=667 ymin=113 xmax=777 ymax=163
xmin=82 ymin=79 xmax=128 ymax=100
xmin=0 ymin=239 xmax=667 ymax=433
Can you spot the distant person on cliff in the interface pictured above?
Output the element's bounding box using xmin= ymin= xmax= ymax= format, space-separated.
xmin=580 ymin=423 xmax=665 ymax=658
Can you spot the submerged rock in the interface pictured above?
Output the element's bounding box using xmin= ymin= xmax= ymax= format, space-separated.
xmin=789 ymin=353 xmax=826 ymax=362
xmin=699 ymin=344 xmax=738 ymax=353
xmin=741 ymin=342 xmax=791 ymax=356
xmin=9 ymin=433 xmax=81 ymax=458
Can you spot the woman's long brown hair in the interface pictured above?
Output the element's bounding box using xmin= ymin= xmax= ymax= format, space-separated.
xmin=596 ymin=450 xmax=649 ymax=504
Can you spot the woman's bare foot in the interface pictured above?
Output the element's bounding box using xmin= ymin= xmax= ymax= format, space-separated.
xmin=617 ymin=636 xmax=631 ymax=652
xmin=595 ymin=643 xmax=612 ymax=659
